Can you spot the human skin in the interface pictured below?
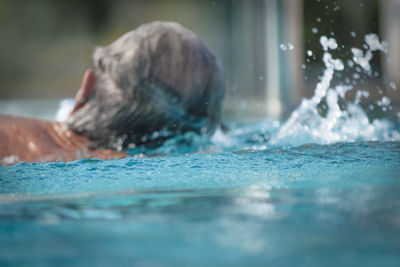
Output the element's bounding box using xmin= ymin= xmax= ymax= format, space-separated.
xmin=0 ymin=115 xmax=127 ymax=165
xmin=0 ymin=22 xmax=225 ymax=164
xmin=0 ymin=116 xmax=127 ymax=165
xmin=67 ymin=22 xmax=225 ymax=148
xmin=0 ymin=70 xmax=126 ymax=165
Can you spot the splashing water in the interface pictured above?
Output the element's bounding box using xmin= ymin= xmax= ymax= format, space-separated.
xmin=55 ymin=98 xmax=74 ymax=122
xmin=4 ymin=35 xmax=400 ymax=267
xmin=269 ymin=34 xmax=400 ymax=147
xmin=54 ymin=34 xmax=399 ymax=154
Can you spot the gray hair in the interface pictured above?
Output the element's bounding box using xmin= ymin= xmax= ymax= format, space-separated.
xmin=67 ymin=21 xmax=225 ymax=150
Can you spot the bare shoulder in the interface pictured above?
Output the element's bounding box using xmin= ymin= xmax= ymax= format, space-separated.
xmin=0 ymin=115 xmax=59 ymax=162
xmin=0 ymin=115 xmax=53 ymax=144
xmin=0 ymin=115 xmax=126 ymax=164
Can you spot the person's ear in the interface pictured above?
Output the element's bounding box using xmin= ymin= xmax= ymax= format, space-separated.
xmin=71 ymin=69 xmax=96 ymax=114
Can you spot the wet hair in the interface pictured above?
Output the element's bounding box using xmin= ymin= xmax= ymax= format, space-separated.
xmin=67 ymin=21 xmax=225 ymax=150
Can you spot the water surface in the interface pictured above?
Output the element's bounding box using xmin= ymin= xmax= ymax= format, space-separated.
xmin=1 ymin=34 xmax=400 ymax=266
xmin=1 ymin=141 xmax=400 ymax=266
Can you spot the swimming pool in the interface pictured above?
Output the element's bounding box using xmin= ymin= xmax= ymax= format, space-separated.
xmin=1 ymin=141 xmax=399 ymax=266
xmin=1 ymin=35 xmax=400 ymax=266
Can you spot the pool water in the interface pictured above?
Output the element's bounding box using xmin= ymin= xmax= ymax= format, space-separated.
xmin=1 ymin=141 xmax=400 ymax=266
xmin=1 ymin=35 xmax=400 ymax=266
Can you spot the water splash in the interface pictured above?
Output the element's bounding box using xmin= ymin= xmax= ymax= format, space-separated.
xmin=55 ymin=98 xmax=74 ymax=122
xmin=53 ymin=34 xmax=399 ymax=154
xmin=270 ymin=34 xmax=399 ymax=147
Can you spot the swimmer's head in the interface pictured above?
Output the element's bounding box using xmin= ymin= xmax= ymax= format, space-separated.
xmin=67 ymin=21 xmax=225 ymax=149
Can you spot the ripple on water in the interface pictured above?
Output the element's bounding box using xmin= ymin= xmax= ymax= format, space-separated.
xmin=1 ymin=33 xmax=400 ymax=266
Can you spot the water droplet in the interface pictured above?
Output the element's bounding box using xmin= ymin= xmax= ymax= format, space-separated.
xmin=301 ymin=64 xmax=306 ymax=69
xmin=389 ymin=82 xmax=397 ymax=90
xmin=288 ymin=43 xmax=294 ymax=50
xmin=259 ymin=76 xmax=264 ymax=81
xmin=320 ymin=36 xmax=338 ymax=51
xmin=316 ymin=17 xmax=321 ymax=23
xmin=127 ymin=143 xmax=136 ymax=149
xmin=333 ymin=4 xmax=340 ymax=11
xmin=312 ymin=28 xmax=318 ymax=34
xmin=280 ymin=44 xmax=287 ymax=51
xmin=347 ymin=59 xmax=354 ymax=68
xmin=377 ymin=96 xmax=391 ymax=107
xmin=350 ymin=31 xmax=356 ymax=38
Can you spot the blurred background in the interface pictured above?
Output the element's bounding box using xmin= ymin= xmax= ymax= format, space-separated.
xmin=0 ymin=0 xmax=399 ymax=120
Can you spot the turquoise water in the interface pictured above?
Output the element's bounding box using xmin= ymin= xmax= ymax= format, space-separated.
xmin=1 ymin=34 xmax=400 ymax=266
xmin=1 ymin=140 xmax=400 ymax=266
